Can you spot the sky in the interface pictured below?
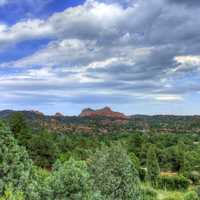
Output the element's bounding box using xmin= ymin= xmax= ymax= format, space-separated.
xmin=0 ymin=0 xmax=200 ymax=115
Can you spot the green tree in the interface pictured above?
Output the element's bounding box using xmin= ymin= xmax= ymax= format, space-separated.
xmin=48 ymin=158 xmax=100 ymax=200
xmin=0 ymin=184 xmax=24 ymax=200
xmin=176 ymin=141 xmax=188 ymax=174
xmin=0 ymin=121 xmax=39 ymax=199
xmin=129 ymin=152 xmax=140 ymax=171
xmin=89 ymin=143 xmax=142 ymax=200
xmin=184 ymin=191 xmax=199 ymax=200
xmin=9 ymin=112 xmax=27 ymax=136
xmin=147 ymin=145 xmax=160 ymax=186
xmin=28 ymin=130 xmax=59 ymax=168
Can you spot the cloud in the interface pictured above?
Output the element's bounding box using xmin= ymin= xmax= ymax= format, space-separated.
xmin=0 ymin=19 xmax=53 ymax=49
xmin=168 ymin=0 xmax=200 ymax=6
xmin=153 ymin=94 xmax=183 ymax=101
xmin=0 ymin=0 xmax=200 ymax=108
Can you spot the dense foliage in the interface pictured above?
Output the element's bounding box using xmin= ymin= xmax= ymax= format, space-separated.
xmin=0 ymin=121 xmax=32 ymax=196
xmin=1 ymin=112 xmax=200 ymax=199
xmin=89 ymin=144 xmax=142 ymax=200
xmin=147 ymin=145 xmax=160 ymax=186
xmin=157 ymin=175 xmax=189 ymax=190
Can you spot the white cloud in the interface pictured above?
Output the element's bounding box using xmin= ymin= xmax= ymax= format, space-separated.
xmin=1 ymin=0 xmax=200 ymax=107
xmin=172 ymin=55 xmax=200 ymax=73
xmin=154 ymin=95 xmax=183 ymax=101
xmin=0 ymin=19 xmax=53 ymax=49
xmin=175 ymin=55 xmax=200 ymax=66
xmin=0 ymin=39 xmax=101 ymax=68
xmin=0 ymin=0 xmax=128 ymax=49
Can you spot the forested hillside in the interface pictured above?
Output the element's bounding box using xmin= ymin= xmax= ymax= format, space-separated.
xmin=0 ymin=111 xmax=200 ymax=199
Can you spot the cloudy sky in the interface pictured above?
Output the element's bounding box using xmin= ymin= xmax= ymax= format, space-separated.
xmin=0 ymin=0 xmax=200 ymax=115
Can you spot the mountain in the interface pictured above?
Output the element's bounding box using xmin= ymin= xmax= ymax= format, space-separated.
xmin=1 ymin=109 xmax=200 ymax=135
xmin=54 ymin=112 xmax=65 ymax=117
xmin=79 ymin=107 xmax=127 ymax=119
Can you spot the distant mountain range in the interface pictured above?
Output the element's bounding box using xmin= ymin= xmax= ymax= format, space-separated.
xmin=1 ymin=108 xmax=200 ymax=135
xmin=1 ymin=108 xmax=200 ymax=119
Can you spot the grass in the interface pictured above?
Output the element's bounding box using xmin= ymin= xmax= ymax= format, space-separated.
xmin=141 ymin=182 xmax=197 ymax=200
xmin=157 ymin=190 xmax=186 ymax=200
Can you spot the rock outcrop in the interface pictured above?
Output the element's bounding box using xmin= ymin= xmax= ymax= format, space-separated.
xmin=30 ymin=110 xmax=44 ymax=116
xmin=54 ymin=112 xmax=65 ymax=117
xmin=79 ymin=107 xmax=127 ymax=119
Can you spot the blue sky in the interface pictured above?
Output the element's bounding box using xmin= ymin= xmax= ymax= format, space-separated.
xmin=0 ymin=0 xmax=200 ymax=115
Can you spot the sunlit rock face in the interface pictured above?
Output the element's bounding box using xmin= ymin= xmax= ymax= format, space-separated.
xmin=79 ymin=107 xmax=127 ymax=119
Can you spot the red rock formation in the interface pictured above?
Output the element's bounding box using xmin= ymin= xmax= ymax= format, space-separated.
xmin=54 ymin=112 xmax=64 ymax=117
xmin=30 ymin=110 xmax=44 ymax=116
xmin=79 ymin=107 xmax=127 ymax=119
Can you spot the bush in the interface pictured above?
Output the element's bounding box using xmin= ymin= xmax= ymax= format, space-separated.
xmin=147 ymin=145 xmax=160 ymax=186
xmin=142 ymin=186 xmax=157 ymax=200
xmin=188 ymin=171 xmax=200 ymax=185
xmin=0 ymin=121 xmax=33 ymax=196
xmin=48 ymin=158 xmax=99 ymax=200
xmin=195 ymin=186 xmax=200 ymax=198
xmin=184 ymin=191 xmax=199 ymax=200
xmin=129 ymin=152 xmax=140 ymax=170
xmin=157 ymin=175 xmax=189 ymax=190
xmin=0 ymin=185 xmax=24 ymax=200
xmin=89 ymin=143 xmax=143 ymax=200
xmin=162 ymin=197 xmax=180 ymax=200
xmin=139 ymin=168 xmax=147 ymax=182
xmin=161 ymin=192 xmax=183 ymax=200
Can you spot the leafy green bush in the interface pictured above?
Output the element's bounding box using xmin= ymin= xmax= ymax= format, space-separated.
xmin=184 ymin=191 xmax=199 ymax=200
xmin=188 ymin=171 xmax=200 ymax=185
xmin=89 ymin=143 xmax=143 ymax=200
xmin=142 ymin=186 xmax=157 ymax=200
xmin=129 ymin=152 xmax=140 ymax=170
xmin=0 ymin=121 xmax=33 ymax=196
xmin=147 ymin=145 xmax=160 ymax=186
xmin=195 ymin=186 xmax=200 ymax=198
xmin=139 ymin=168 xmax=147 ymax=182
xmin=48 ymin=158 xmax=100 ymax=200
xmin=162 ymin=197 xmax=180 ymax=200
xmin=0 ymin=184 xmax=24 ymax=200
xmin=157 ymin=175 xmax=189 ymax=190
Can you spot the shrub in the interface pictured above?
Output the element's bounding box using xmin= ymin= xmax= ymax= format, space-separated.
xmin=89 ymin=143 xmax=143 ymax=200
xmin=139 ymin=168 xmax=147 ymax=182
xmin=195 ymin=186 xmax=200 ymax=198
xmin=0 ymin=121 xmax=33 ymax=197
xmin=157 ymin=175 xmax=189 ymax=190
xmin=0 ymin=185 xmax=24 ymax=200
xmin=184 ymin=191 xmax=199 ymax=200
xmin=129 ymin=152 xmax=140 ymax=170
xmin=142 ymin=186 xmax=157 ymax=200
xmin=161 ymin=192 xmax=183 ymax=200
xmin=162 ymin=197 xmax=180 ymax=200
xmin=147 ymin=145 xmax=160 ymax=186
xmin=48 ymin=158 xmax=99 ymax=200
xmin=188 ymin=171 xmax=200 ymax=185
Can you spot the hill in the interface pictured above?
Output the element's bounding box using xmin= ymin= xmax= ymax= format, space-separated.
xmin=79 ymin=107 xmax=128 ymax=119
xmin=1 ymin=109 xmax=200 ymax=135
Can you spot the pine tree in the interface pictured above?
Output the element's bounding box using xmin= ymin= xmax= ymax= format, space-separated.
xmin=48 ymin=158 xmax=101 ymax=200
xmin=0 ymin=121 xmax=32 ymax=194
xmin=147 ymin=145 xmax=160 ymax=186
xmin=89 ymin=143 xmax=143 ymax=200
xmin=9 ymin=112 xmax=27 ymax=135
